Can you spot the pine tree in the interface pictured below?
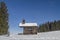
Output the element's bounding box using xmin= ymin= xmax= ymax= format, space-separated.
xmin=0 ymin=2 xmax=9 ymax=35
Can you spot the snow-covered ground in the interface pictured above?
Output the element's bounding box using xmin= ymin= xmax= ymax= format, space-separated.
xmin=0 ymin=31 xmax=60 ymax=40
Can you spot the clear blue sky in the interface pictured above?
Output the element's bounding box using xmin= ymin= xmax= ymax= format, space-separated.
xmin=0 ymin=0 xmax=60 ymax=34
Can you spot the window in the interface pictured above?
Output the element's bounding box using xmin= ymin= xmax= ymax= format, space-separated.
xmin=28 ymin=27 xmax=32 ymax=31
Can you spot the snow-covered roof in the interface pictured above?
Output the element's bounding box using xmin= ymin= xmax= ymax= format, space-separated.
xmin=19 ymin=23 xmax=38 ymax=27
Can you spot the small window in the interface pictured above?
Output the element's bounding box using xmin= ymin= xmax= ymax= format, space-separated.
xmin=28 ymin=27 xmax=32 ymax=31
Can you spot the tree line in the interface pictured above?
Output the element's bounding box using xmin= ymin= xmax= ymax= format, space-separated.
xmin=38 ymin=20 xmax=60 ymax=32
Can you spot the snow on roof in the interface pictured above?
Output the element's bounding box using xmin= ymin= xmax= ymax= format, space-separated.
xmin=19 ymin=23 xmax=38 ymax=27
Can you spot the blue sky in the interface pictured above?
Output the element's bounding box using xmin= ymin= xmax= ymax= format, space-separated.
xmin=0 ymin=0 xmax=60 ymax=34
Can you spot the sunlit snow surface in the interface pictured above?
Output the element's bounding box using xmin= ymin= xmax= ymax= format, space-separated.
xmin=0 ymin=31 xmax=60 ymax=40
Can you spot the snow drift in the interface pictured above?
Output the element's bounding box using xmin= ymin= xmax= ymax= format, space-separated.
xmin=0 ymin=31 xmax=60 ymax=40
